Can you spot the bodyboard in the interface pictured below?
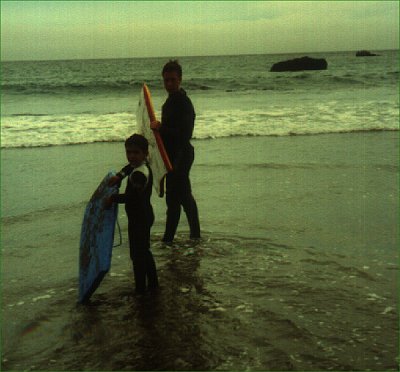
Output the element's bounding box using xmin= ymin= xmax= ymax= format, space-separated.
xmin=78 ymin=171 xmax=118 ymax=303
xmin=136 ymin=84 xmax=172 ymax=196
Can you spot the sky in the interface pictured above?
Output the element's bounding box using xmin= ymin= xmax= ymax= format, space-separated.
xmin=1 ymin=1 xmax=399 ymax=61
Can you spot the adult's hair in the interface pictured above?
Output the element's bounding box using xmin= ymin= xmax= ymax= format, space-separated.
xmin=162 ymin=59 xmax=182 ymax=78
xmin=125 ymin=134 xmax=148 ymax=153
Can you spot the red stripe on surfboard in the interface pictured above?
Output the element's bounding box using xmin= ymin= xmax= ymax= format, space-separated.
xmin=143 ymin=84 xmax=173 ymax=172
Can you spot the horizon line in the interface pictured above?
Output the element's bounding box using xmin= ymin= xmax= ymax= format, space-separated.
xmin=1 ymin=48 xmax=398 ymax=63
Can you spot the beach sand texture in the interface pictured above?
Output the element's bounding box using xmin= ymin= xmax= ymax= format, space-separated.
xmin=1 ymin=131 xmax=398 ymax=370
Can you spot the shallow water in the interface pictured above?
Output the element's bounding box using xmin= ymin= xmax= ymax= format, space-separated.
xmin=1 ymin=133 xmax=398 ymax=370
xmin=2 ymin=232 xmax=398 ymax=371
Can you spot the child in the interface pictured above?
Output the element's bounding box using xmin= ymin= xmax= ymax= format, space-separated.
xmin=107 ymin=134 xmax=158 ymax=295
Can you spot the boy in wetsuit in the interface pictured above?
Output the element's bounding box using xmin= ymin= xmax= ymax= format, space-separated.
xmin=150 ymin=60 xmax=201 ymax=243
xmin=107 ymin=134 xmax=158 ymax=294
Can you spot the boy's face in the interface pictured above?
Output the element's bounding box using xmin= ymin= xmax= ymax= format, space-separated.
xmin=125 ymin=145 xmax=147 ymax=167
xmin=163 ymin=71 xmax=181 ymax=94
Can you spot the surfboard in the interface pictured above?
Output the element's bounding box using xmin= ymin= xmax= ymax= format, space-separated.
xmin=78 ymin=171 xmax=119 ymax=303
xmin=136 ymin=83 xmax=172 ymax=197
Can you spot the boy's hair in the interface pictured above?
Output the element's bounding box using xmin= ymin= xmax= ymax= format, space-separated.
xmin=125 ymin=134 xmax=148 ymax=153
xmin=162 ymin=60 xmax=182 ymax=78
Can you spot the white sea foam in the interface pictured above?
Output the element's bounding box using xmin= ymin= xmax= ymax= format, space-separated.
xmin=1 ymin=112 xmax=135 ymax=148
xmin=2 ymin=97 xmax=397 ymax=148
xmin=32 ymin=294 xmax=52 ymax=302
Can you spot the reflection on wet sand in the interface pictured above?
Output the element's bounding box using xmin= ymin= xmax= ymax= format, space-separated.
xmin=133 ymin=245 xmax=217 ymax=370
xmin=65 ymin=240 xmax=220 ymax=371
xmin=2 ymin=234 xmax=398 ymax=371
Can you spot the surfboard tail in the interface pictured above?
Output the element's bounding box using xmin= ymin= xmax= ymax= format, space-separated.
xmin=78 ymin=270 xmax=108 ymax=304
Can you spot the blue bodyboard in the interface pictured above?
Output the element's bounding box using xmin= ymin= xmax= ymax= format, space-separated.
xmin=78 ymin=171 xmax=118 ymax=303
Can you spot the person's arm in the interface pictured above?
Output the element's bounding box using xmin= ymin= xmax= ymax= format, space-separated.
xmin=130 ymin=171 xmax=147 ymax=192
xmin=105 ymin=170 xmax=147 ymax=208
xmin=108 ymin=164 xmax=133 ymax=187
xmin=104 ymin=192 xmax=125 ymax=208
xmin=105 ymin=164 xmax=133 ymax=208
xmin=178 ymin=98 xmax=195 ymax=142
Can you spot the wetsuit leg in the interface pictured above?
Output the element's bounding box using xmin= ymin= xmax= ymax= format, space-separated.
xmin=163 ymin=181 xmax=182 ymax=242
xmin=163 ymin=147 xmax=200 ymax=241
xmin=128 ymin=218 xmax=158 ymax=293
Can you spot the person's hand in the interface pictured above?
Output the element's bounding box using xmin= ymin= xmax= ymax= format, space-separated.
xmin=150 ymin=120 xmax=161 ymax=130
xmin=108 ymin=175 xmax=121 ymax=187
xmin=104 ymin=196 xmax=114 ymax=209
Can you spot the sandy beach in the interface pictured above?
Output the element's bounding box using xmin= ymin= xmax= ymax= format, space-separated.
xmin=1 ymin=131 xmax=399 ymax=370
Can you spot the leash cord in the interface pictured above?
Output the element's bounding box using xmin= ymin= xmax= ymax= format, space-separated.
xmin=113 ymin=218 xmax=122 ymax=248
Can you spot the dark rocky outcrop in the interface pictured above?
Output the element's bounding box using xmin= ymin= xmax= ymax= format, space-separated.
xmin=270 ymin=56 xmax=328 ymax=72
xmin=356 ymin=50 xmax=379 ymax=57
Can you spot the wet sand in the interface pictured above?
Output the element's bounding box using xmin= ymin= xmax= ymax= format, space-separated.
xmin=1 ymin=131 xmax=399 ymax=370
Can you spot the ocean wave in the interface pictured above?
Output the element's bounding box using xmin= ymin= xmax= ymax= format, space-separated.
xmin=2 ymin=96 xmax=398 ymax=149
xmin=1 ymin=128 xmax=397 ymax=150
xmin=2 ymin=70 xmax=396 ymax=96
xmin=193 ymin=127 xmax=399 ymax=140
xmin=10 ymin=113 xmax=48 ymax=117
xmin=2 ymin=51 xmax=398 ymax=100
xmin=1 ymin=80 xmax=162 ymax=95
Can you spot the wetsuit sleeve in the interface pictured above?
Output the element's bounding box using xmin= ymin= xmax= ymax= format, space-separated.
xmin=116 ymin=164 xmax=133 ymax=180
xmin=130 ymin=171 xmax=147 ymax=192
xmin=110 ymin=193 xmax=126 ymax=204
xmin=109 ymin=165 xmax=131 ymax=203
xmin=110 ymin=171 xmax=147 ymax=204
xmin=180 ymin=100 xmax=196 ymax=142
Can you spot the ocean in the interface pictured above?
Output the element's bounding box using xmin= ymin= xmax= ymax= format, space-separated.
xmin=1 ymin=50 xmax=398 ymax=149
xmin=1 ymin=51 xmax=399 ymax=371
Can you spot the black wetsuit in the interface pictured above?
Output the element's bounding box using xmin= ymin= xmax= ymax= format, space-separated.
xmin=159 ymin=88 xmax=201 ymax=242
xmin=112 ymin=162 xmax=158 ymax=293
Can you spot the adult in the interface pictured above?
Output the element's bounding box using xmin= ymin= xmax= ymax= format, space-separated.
xmin=151 ymin=60 xmax=200 ymax=243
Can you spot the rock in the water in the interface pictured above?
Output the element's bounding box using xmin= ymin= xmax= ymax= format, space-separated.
xmin=356 ymin=50 xmax=379 ymax=57
xmin=270 ymin=56 xmax=328 ymax=72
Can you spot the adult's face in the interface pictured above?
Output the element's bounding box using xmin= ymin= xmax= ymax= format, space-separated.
xmin=163 ymin=71 xmax=182 ymax=94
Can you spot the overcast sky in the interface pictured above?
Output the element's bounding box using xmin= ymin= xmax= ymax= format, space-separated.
xmin=1 ymin=1 xmax=398 ymax=61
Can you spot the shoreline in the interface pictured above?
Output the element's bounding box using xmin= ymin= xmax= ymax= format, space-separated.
xmin=1 ymin=128 xmax=398 ymax=151
xmin=2 ymin=130 xmax=398 ymax=254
